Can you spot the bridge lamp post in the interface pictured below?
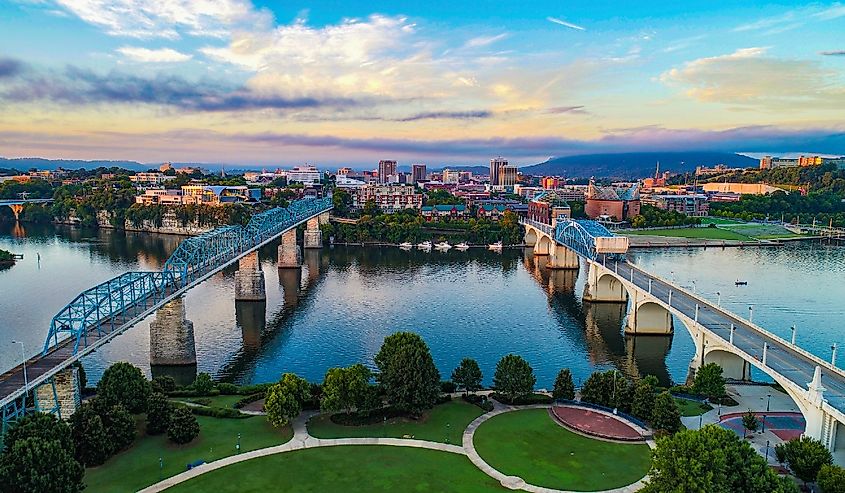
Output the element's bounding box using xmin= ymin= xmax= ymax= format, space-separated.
xmin=716 ymin=291 xmax=721 ymax=307
xmin=832 ymin=343 xmax=838 ymax=367
xmin=790 ymin=325 xmax=796 ymax=345
xmin=766 ymin=394 xmax=771 ymax=412
xmin=748 ymin=305 xmax=754 ymax=323
xmin=11 ymin=340 xmax=28 ymax=393
xmin=691 ymin=280 xmax=696 ymax=294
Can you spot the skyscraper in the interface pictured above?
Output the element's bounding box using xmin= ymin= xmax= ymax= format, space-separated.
xmin=490 ymin=157 xmax=507 ymax=186
xmin=411 ymin=164 xmax=427 ymax=183
xmin=501 ymin=165 xmax=517 ymax=188
xmin=378 ymin=160 xmax=397 ymax=184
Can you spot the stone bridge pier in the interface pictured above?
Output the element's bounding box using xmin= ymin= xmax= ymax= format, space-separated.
xmin=304 ymin=212 xmax=329 ymax=249
xmin=34 ymin=367 xmax=81 ymax=419
xmin=547 ymin=244 xmax=580 ymax=269
xmin=278 ymin=229 xmax=302 ymax=269
xmin=236 ymin=300 xmax=266 ymax=350
xmin=149 ymin=296 xmax=197 ymax=367
xmin=235 ymin=251 xmax=266 ymax=301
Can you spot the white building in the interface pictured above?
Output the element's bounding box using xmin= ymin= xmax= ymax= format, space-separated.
xmin=130 ymin=172 xmax=176 ymax=186
xmin=287 ymin=165 xmax=321 ymax=185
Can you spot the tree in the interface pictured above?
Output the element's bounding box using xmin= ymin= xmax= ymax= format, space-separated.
xmin=779 ymin=436 xmax=834 ymax=485
xmin=192 ymin=372 xmax=215 ymax=394
xmin=643 ymin=425 xmax=798 ymax=493
xmin=0 ymin=438 xmax=85 ymax=493
xmin=692 ymin=363 xmax=726 ymax=400
xmin=69 ymin=402 xmax=111 ymax=466
xmin=97 ymin=362 xmax=151 ymax=413
xmin=2 ymin=412 xmax=73 ymax=451
xmin=99 ymin=403 xmax=137 ymax=452
xmin=631 ymin=375 xmax=658 ymax=422
xmin=146 ymin=392 xmax=172 ymax=435
xmin=651 ymin=391 xmax=681 ymax=434
xmin=818 ymin=464 xmax=845 ymax=493
xmin=374 ymin=332 xmax=441 ymax=415
xmin=493 ymin=354 xmax=536 ymax=403
xmin=332 ymin=189 xmax=353 ymax=217
xmin=552 ymin=368 xmax=575 ymax=401
xmin=167 ymin=406 xmax=200 ymax=445
xmin=452 ymin=358 xmax=483 ymax=395
xmin=151 ymin=375 xmax=176 ymax=394
xmin=362 ymin=199 xmax=381 ymax=216
xmin=320 ymin=364 xmax=372 ymax=414
xmin=265 ymin=373 xmax=311 ymax=427
xmin=741 ymin=410 xmax=759 ymax=438
xmin=580 ymin=370 xmax=634 ymax=412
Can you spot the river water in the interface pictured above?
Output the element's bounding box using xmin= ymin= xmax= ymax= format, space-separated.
xmin=1 ymin=222 xmax=843 ymax=389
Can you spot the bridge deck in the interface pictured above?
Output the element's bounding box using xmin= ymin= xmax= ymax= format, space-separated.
xmin=619 ymin=260 xmax=845 ymax=415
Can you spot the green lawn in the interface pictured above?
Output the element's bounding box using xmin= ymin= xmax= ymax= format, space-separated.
xmin=701 ymin=217 xmax=744 ymax=225
xmin=674 ymin=397 xmax=713 ymax=417
xmin=84 ymin=415 xmax=292 ymax=493
xmin=624 ymin=227 xmax=753 ymax=241
xmin=473 ymin=409 xmax=651 ymax=492
xmin=307 ymin=399 xmax=484 ymax=445
xmin=165 ymin=445 xmax=506 ymax=493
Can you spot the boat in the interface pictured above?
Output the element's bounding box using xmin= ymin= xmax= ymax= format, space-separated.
xmin=735 ymin=280 xmax=748 ymax=286
xmin=488 ymin=241 xmax=503 ymax=251
xmin=399 ymin=242 xmax=413 ymax=249
xmin=417 ymin=241 xmax=432 ymax=250
xmin=435 ymin=241 xmax=452 ymax=250
xmin=455 ymin=242 xmax=469 ymax=251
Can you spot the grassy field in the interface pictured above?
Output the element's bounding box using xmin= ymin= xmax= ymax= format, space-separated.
xmin=473 ymin=409 xmax=650 ymax=491
xmin=624 ymin=227 xmax=753 ymax=241
xmin=718 ymin=223 xmax=801 ymax=239
xmin=84 ymin=415 xmax=292 ymax=493
xmin=674 ymin=398 xmax=713 ymax=417
xmin=307 ymin=399 xmax=484 ymax=445
xmin=165 ymin=445 xmax=506 ymax=493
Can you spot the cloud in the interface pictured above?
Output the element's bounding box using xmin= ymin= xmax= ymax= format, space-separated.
xmin=464 ymin=33 xmax=508 ymax=48
xmin=116 ymin=46 xmax=193 ymax=63
xmin=0 ymin=60 xmax=358 ymax=111
xmin=393 ymin=110 xmax=492 ymax=122
xmin=734 ymin=4 xmax=845 ymax=35
xmin=820 ymin=50 xmax=845 ymax=56
xmin=0 ymin=58 xmax=23 ymax=78
xmin=53 ymin=0 xmax=268 ymax=39
xmin=546 ymin=16 xmax=585 ymax=31
xmin=545 ymin=105 xmax=588 ymax=114
xmin=660 ymin=47 xmax=845 ymax=109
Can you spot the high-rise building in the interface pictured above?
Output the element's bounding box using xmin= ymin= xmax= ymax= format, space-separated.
xmin=501 ymin=165 xmax=517 ymax=188
xmin=490 ymin=157 xmax=507 ymax=186
xmin=411 ymin=164 xmax=427 ymax=183
xmin=442 ymin=169 xmax=460 ymax=184
xmin=378 ymin=160 xmax=397 ymax=184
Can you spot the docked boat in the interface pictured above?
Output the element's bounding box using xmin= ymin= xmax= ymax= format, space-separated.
xmin=417 ymin=241 xmax=432 ymax=250
xmin=399 ymin=242 xmax=413 ymax=249
xmin=435 ymin=241 xmax=452 ymax=250
xmin=455 ymin=242 xmax=469 ymax=251
xmin=488 ymin=241 xmax=503 ymax=251
xmin=735 ymin=280 xmax=748 ymax=286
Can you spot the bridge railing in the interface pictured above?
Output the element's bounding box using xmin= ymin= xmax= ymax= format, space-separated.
xmin=43 ymin=197 xmax=332 ymax=356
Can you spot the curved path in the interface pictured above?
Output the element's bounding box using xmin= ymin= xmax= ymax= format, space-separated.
xmin=139 ymin=405 xmax=650 ymax=493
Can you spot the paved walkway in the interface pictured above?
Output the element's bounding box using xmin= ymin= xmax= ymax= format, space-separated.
xmin=139 ymin=405 xmax=651 ymax=493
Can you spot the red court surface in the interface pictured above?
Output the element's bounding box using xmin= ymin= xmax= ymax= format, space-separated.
xmin=719 ymin=412 xmax=804 ymax=441
xmin=551 ymin=406 xmax=644 ymax=441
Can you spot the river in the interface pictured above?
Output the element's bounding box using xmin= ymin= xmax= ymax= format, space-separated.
xmin=1 ymin=222 xmax=843 ymax=389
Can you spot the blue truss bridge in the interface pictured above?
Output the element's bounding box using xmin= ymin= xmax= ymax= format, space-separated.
xmin=0 ymin=197 xmax=332 ymax=428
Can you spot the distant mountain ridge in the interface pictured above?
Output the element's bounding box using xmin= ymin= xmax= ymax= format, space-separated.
xmin=522 ymin=152 xmax=758 ymax=179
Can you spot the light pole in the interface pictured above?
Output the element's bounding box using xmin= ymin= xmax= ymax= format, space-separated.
xmin=670 ymin=271 xmax=675 ymax=284
xmin=766 ymin=394 xmax=771 ymax=412
xmin=237 ymin=433 xmax=241 ymax=453
xmin=748 ymin=305 xmax=754 ymax=323
xmin=691 ymin=280 xmax=696 ymax=294
xmin=11 ymin=341 xmax=27 ymax=393
xmin=790 ymin=325 xmax=796 ymax=345
xmin=765 ymin=440 xmax=770 ymax=462
xmin=716 ymin=291 xmax=721 ymax=307
xmin=832 ymin=343 xmax=838 ymax=366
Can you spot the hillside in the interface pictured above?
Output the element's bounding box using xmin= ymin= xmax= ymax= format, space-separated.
xmin=0 ymin=157 xmax=148 ymax=172
xmin=522 ymin=152 xmax=757 ymax=179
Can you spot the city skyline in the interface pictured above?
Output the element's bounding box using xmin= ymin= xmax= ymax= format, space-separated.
xmin=1 ymin=1 xmax=844 ymax=166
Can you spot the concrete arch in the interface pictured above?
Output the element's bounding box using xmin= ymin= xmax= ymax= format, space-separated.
xmin=534 ymin=235 xmax=553 ymax=256
xmin=584 ymin=272 xmax=629 ymax=302
xmin=524 ymin=227 xmax=538 ymax=247
xmin=626 ymin=300 xmax=673 ymax=335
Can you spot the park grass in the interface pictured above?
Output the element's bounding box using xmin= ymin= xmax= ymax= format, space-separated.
xmin=674 ymin=397 xmax=713 ymax=417
xmin=307 ymin=399 xmax=484 ymax=445
xmin=701 ymin=217 xmax=744 ymax=225
xmin=165 ymin=445 xmax=506 ymax=493
xmin=623 ymin=227 xmax=753 ymax=241
xmin=473 ymin=409 xmax=651 ymax=492
xmin=84 ymin=415 xmax=292 ymax=493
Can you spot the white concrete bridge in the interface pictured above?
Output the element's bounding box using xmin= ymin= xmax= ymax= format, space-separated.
xmin=522 ymin=218 xmax=845 ymax=461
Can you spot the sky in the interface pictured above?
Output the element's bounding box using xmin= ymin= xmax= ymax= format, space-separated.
xmin=0 ymin=1 xmax=844 ymax=167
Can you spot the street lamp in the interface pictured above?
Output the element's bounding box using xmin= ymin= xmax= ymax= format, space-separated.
xmin=237 ymin=433 xmax=241 ymax=453
xmin=832 ymin=343 xmax=838 ymax=366
xmin=748 ymin=305 xmax=754 ymax=323
xmin=790 ymin=325 xmax=796 ymax=345
xmin=765 ymin=440 xmax=770 ymax=462
xmin=766 ymin=394 xmax=771 ymax=412
xmin=691 ymin=280 xmax=696 ymax=294
xmin=11 ymin=341 xmax=27 ymax=393
xmin=716 ymin=291 xmax=721 ymax=307
xmin=670 ymin=271 xmax=675 ymax=284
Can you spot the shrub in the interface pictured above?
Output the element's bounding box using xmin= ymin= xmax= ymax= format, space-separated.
xmin=69 ymin=402 xmax=111 ymax=467
xmin=234 ymin=393 xmax=265 ymax=409
xmin=146 ymin=393 xmax=172 ymax=435
xmin=491 ymin=392 xmax=551 ymax=405
xmin=189 ymin=406 xmax=247 ymax=419
xmin=151 ymin=375 xmax=176 ymax=394
xmin=440 ymin=380 xmax=457 ymax=394
xmin=217 ymin=383 xmax=238 ymax=395
xmin=817 ymin=464 xmax=845 ymax=493
xmin=167 ymin=407 xmax=200 ymax=445
xmin=99 ymin=403 xmax=136 ymax=453
xmin=192 ymin=373 xmax=215 ymax=394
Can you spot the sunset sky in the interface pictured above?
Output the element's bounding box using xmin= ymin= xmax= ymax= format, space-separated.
xmin=1 ymin=1 xmax=844 ymax=167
